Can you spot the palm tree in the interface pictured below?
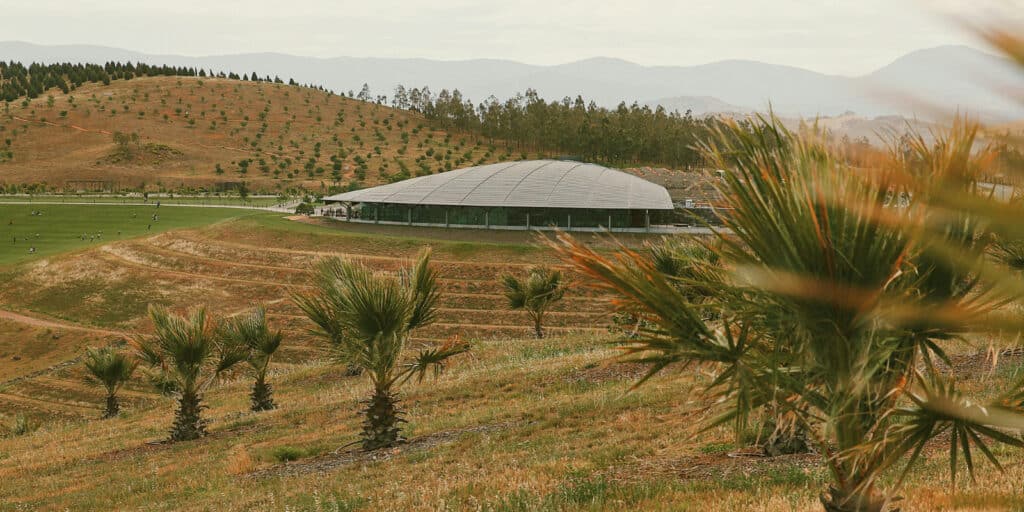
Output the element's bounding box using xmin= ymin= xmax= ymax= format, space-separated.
xmin=293 ymin=250 xmax=469 ymax=451
xmin=219 ymin=305 xmax=283 ymax=412
xmin=501 ymin=266 xmax=566 ymax=339
xmin=83 ymin=346 xmax=137 ymax=419
xmin=131 ymin=306 xmax=248 ymax=442
xmin=611 ymin=239 xmax=722 ymax=338
xmin=553 ymin=115 xmax=1024 ymax=511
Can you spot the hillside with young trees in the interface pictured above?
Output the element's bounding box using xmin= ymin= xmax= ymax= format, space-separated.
xmin=0 ymin=74 xmax=516 ymax=196
xmin=0 ymin=62 xmax=726 ymax=197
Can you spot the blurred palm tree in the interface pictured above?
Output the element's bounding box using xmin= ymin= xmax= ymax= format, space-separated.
xmin=219 ymin=305 xmax=284 ymax=412
xmin=294 ymin=250 xmax=469 ymax=451
xmin=83 ymin=346 xmax=137 ymax=419
xmin=132 ymin=306 xmax=248 ymax=441
xmin=553 ymin=110 xmax=1024 ymax=510
xmin=501 ymin=266 xmax=566 ymax=339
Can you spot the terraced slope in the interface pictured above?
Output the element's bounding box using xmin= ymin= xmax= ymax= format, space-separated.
xmin=0 ymin=214 xmax=614 ymax=423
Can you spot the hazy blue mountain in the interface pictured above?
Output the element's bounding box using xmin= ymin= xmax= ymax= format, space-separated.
xmin=2 ymin=41 xmax=1021 ymax=121
xmin=643 ymin=96 xmax=751 ymax=116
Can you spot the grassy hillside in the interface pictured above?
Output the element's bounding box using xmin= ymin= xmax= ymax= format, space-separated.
xmin=2 ymin=316 xmax=1022 ymax=510
xmin=0 ymin=214 xmax=611 ymax=418
xmin=0 ymin=77 xmax=528 ymax=195
xmin=0 ymin=212 xmax=1021 ymax=510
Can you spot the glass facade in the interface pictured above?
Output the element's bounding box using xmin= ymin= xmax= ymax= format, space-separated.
xmin=351 ymin=203 xmax=671 ymax=230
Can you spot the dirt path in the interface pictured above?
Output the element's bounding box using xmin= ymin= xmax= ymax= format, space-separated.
xmin=0 ymin=308 xmax=124 ymax=336
xmin=0 ymin=308 xmax=128 ymax=388
xmin=12 ymin=116 xmax=111 ymax=136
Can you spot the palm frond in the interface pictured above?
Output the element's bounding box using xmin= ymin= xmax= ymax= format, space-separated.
xmin=400 ymin=338 xmax=472 ymax=384
xmin=406 ymin=249 xmax=441 ymax=331
xmin=867 ymin=376 xmax=1024 ymax=490
xmin=83 ymin=346 xmax=137 ymax=392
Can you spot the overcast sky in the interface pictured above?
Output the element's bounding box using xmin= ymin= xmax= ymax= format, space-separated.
xmin=3 ymin=0 xmax=1018 ymax=75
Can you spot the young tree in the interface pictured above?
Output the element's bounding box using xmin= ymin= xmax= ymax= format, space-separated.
xmin=392 ymin=85 xmax=409 ymax=110
xmin=132 ymin=306 xmax=248 ymax=441
xmin=357 ymin=83 xmax=372 ymax=102
xmin=112 ymin=131 xmax=139 ymax=159
xmin=293 ymin=250 xmax=469 ymax=450
xmin=219 ymin=305 xmax=283 ymax=412
xmin=83 ymin=346 xmax=137 ymax=419
xmin=501 ymin=267 xmax=566 ymax=339
xmin=553 ymin=116 xmax=1024 ymax=511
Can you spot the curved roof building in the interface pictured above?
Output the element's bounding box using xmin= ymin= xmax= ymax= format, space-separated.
xmin=324 ymin=160 xmax=674 ymax=231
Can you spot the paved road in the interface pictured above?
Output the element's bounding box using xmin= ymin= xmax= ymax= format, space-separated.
xmin=0 ymin=200 xmax=299 ymax=213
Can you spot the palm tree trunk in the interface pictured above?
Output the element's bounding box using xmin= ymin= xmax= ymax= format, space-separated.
xmin=533 ymin=314 xmax=544 ymax=339
xmin=250 ymin=374 xmax=276 ymax=412
xmin=103 ymin=391 xmax=120 ymax=419
xmin=170 ymin=390 xmax=206 ymax=441
xmin=819 ymin=484 xmax=889 ymax=512
xmin=360 ymin=386 xmax=405 ymax=451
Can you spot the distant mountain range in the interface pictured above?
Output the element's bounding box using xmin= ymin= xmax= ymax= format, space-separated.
xmin=2 ymin=41 xmax=1022 ymax=121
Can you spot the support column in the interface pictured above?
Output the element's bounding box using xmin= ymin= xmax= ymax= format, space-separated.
xmin=608 ymin=215 xmax=612 ymax=232
xmin=526 ymin=212 xmax=531 ymax=231
xmin=374 ymin=205 xmax=379 ymax=224
xmin=485 ymin=211 xmax=490 ymax=229
xmin=407 ymin=207 xmax=412 ymax=226
xmin=645 ymin=209 xmax=650 ymax=232
xmin=567 ymin=214 xmax=572 ymax=231
xmin=445 ymin=209 xmax=449 ymax=228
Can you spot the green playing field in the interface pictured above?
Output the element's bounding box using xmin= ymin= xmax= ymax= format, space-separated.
xmin=0 ymin=204 xmax=271 ymax=265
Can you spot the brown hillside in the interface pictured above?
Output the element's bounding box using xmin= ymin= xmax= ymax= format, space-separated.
xmin=0 ymin=77 xmax=519 ymax=193
xmin=0 ymin=75 xmax=722 ymax=200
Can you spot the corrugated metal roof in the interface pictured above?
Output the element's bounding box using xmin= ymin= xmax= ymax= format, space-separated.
xmin=324 ymin=160 xmax=674 ymax=210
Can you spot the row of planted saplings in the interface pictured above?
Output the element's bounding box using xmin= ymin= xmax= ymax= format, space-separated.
xmin=85 ymin=250 xmax=568 ymax=448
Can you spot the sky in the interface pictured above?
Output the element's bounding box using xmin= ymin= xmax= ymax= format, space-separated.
xmin=2 ymin=0 xmax=1019 ymax=76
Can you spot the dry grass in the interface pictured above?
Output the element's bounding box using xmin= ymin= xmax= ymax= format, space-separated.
xmin=0 ymin=214 xmax=1021 ymax=511
xmin=2 ymin=330 xmax=1022 ymax=511
xmin=0 ymin=77 xmax=721 ymax=197
xmin=0 ymin=77 xmax=514 ymax=192
xmin=0 ymin=215 xmax=622 ymax=424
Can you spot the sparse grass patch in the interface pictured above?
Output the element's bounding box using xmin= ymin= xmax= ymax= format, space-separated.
xmin=265 ymin=445 xmax=312 ymax=462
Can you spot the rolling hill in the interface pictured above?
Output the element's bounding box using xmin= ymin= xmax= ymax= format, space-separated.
xmin=0 ymin=76 xmax=526 ymax=194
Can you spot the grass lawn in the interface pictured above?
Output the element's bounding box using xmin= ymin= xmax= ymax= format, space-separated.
xmin=0 ymin=204 xmax=271 ymax=265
